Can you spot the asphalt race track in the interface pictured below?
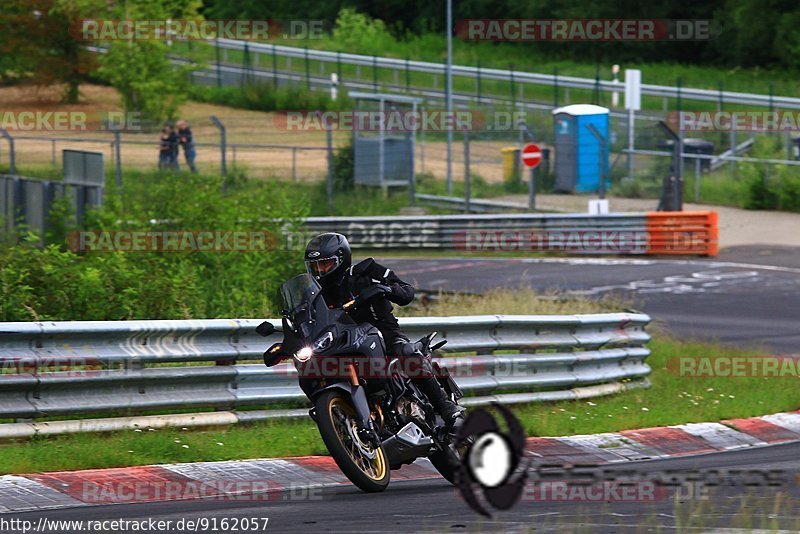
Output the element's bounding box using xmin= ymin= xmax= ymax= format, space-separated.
xmin=390 ymin=245 xmax=800 ymax=354
xmin=9 ymin=441 xmax=800 ymax=533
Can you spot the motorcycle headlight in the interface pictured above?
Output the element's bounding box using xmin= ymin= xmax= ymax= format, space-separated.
xmin=313 ymin=331 xmax=334 ymax=352
xmin=295 ymin=346 xmax=313 ymax=362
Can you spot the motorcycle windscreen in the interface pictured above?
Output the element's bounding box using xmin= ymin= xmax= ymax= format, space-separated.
xmin=279 ymin=273 xmax=321 ymax=312
xmin=279 ymin=273 xmax=333 ymax=338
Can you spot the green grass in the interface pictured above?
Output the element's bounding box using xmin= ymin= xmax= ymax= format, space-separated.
xmin=1 ymin=334 xmax=796 ymax=475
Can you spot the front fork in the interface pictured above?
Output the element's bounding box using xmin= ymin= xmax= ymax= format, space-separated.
xmin=310 ymin=380 xmax=379 ymax=445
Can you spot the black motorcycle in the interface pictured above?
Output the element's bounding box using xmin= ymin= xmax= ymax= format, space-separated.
xmin=256 ymin=273 xmax=466 ymax=492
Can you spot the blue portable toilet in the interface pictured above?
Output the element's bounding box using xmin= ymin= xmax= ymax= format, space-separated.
xmin=552 ymin=104 xmax=610 ymax=193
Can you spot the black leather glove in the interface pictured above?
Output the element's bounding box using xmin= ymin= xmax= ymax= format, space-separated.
xmin=355 ymin=284 xmax=392 ymax=307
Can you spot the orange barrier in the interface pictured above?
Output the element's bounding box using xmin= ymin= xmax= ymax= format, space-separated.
xmin=646 ymin=211 xmax=718 ymax=256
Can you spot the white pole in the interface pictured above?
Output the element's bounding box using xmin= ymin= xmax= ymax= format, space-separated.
xmin=611 ymin=64 xmax=620 ymax=108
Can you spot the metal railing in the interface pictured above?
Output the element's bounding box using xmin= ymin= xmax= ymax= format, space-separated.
xmin=211 ymin=39 xmax=800 ymax=110
xmin=0 ymin=313 xmax=650 ymax=437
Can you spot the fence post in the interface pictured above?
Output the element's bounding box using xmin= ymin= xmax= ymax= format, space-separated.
xmin=717 ymin=80 xmax=724 ymax=111
xmin=476 ymin=59 xmax=482 ymax=102
xmin=51 ymin=139 xmax=56 ymax=170
xmin=292 ymin=147 xmax=297 ymax=182
xmin=304 ymin=47 xmax=310 ymax=89
xmin=509 ymin=64 xmax=516 ymax=107
xmin=242 ymin=42 xmax=253 ymax=86
xmin=593 ymin=64 xmax=601 ymax=105
xmin=209 ymin=116 xmax=227 ymax=191
xmin=694 ymin=157 xmax=701 ymax=202
xmin=405 ymin=56 xmax=410 ymax=92
xmin=112 ymin=128 xmax=122 ymax=189
xmin=271 ymin=46 xmax=278 ymax=88
xmin=0 ymin=128 xmax=15 ymax=175
xmin=553 ymin=67 xmax=559 ymax=108
xmin=372 ymin=55 xmax=378 ymax=91
xmin=215 ymin=40 xmax=222 ymax=88
xmin=420 ymin=105 xmax=426 ymax=174
xmin=676 ymin=76 xmax=682 ymax=112
xmin=769 ymin=83 xmax=774 ymax=113
xmin=463 ymin=129 xmax=470 ymax=213
xmin=337 ymin=52 xmax=342 ymax=87
xmin=326 ymin=130 xmax=334 ymax=214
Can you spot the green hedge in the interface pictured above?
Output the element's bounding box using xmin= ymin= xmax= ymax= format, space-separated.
xmin=0 ymin=171 xmax=307 ymax=321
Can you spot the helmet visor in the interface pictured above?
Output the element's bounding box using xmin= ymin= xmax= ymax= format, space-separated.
xmin=305 ymin=256 xmax=340 ymax=278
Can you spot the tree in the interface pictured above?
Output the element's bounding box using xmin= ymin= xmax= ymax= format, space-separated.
xmin=64 ymin=0 xmax=203 ymax=125
xmin=0 ymin=0 xmax=95 ymax=102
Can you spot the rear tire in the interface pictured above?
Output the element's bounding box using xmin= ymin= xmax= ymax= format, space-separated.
xmin=429 ymin=445 xmax=462 ymax=485
xmin=315 ymin=390 xmax=390 ymax=493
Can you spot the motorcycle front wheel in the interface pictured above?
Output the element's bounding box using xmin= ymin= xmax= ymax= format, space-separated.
xmin=315 ymin=390 xmax=390 ymax=493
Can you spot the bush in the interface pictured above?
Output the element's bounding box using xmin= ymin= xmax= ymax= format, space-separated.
xmin=332 ymin=141 xmax=355 ymax=191
xmin=0 ymin=171 xmax=307 ymax=321
xmin=188 ymin=82 xmax=352 ymax=113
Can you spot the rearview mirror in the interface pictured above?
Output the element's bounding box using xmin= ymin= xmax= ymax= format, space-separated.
xmin=256 ymin=321 xmax=276 ymax=337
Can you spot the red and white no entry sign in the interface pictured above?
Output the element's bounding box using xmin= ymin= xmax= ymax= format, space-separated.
xmin=521 ymin=143 xmax=542 ymax=168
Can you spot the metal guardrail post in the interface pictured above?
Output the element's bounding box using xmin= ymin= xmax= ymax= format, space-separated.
xmin=215 ymin=40 xmax=222 ymax=88
xmin=209 ymin=115 xmax=227 ymax=190
xmin=271 ymin=46 xmax=278 ymax=87
xmin=476 ymin=59 xmax=482 ymax=102
xmin=553 ymin=67 xmax=559 ymax=107
xmin=463 ymin=130 xmax=470 ymax=213
xmin=304 ymin=46 xmax=311 ymax=89
xmin=694 ymin=158 xmax=702 ymax=202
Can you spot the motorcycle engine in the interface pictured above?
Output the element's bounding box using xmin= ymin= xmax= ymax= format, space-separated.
xmin=396 ymin=397 xmax=426 ymax=427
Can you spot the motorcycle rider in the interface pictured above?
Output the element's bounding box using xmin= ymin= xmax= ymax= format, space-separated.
xmin=303 ymin=232 xmax=463 ymax=427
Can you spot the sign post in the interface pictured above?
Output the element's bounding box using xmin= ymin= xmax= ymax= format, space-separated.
xmin=624 ymin=69 xmax=641 ymax=184
xmin=522 ymin=143 xmax=542 ymax=211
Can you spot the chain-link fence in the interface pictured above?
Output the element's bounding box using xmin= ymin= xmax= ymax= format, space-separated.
xmin=3 ymin=98 xmax=800 ymax=214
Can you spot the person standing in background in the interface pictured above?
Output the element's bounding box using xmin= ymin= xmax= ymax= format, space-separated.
xmin=158 ymin=124 xmax=174 ymax=170
xmin=177 ymin=120 xmax=197 ymax=173
xmin=168 ymin=125 xmax=180 ymax=170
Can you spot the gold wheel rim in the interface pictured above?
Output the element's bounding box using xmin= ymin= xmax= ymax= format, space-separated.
xmin=328 ymin=396 xmax=387 ymax=482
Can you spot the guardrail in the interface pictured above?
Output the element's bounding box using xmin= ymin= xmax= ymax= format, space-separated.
xmin=211 ymin=39 xmax=800 ymax=110
xmin=0 ymin=313 xmax=650 ymax=437
xmin=304 ymin=211 xmax=719 ymax=256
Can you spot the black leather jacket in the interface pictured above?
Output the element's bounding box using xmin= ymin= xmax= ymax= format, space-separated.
xmin=320 ymin=258 xmax=415 ymax=352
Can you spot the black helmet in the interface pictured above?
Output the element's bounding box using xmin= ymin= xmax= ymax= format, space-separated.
xmin=304 ymin=232 xmax=351 ymax=283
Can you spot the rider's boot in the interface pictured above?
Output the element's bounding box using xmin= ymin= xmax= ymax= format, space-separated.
xmin=418 ymin=376 xmax=463 ymax=427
